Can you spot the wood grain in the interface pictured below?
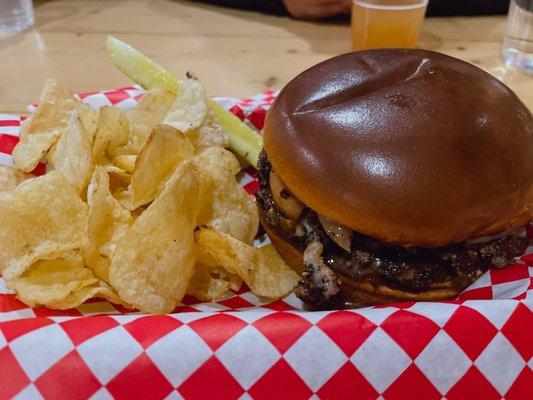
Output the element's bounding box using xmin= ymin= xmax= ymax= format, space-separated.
xmin=0 ymin=0 xmax=530 ymax=114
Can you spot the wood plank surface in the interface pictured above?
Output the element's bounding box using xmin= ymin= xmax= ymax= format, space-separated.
xmin=0 ymin=0 xmax=530 ymax=114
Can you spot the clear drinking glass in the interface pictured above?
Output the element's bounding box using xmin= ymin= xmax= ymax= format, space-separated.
xmin=503 ymin=0 xmax=533 ymax=73
xmin=0 ymin=0 xmax=34 ymax=34
xmin=351 ymin=0 xmax=428 ymax=51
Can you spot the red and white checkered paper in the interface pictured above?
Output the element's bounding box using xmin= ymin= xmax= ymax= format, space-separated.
xmin=0 ymin=86 xmax=532 ymax=400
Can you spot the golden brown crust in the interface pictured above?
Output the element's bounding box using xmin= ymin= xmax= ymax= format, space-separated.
xmin=338 ymin=279 xmax=460 ymax=307
xmin=264 ymin=49 xmax=533 ymax=247
xmin=260 ymin=207 xmax=462 ymax=306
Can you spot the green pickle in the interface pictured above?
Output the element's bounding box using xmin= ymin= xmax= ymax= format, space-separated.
xmin=106 ymin=35 xmax=263 ymax=167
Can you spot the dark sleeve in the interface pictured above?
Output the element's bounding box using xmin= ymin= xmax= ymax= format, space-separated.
xmin=188 ymin=0 xmax=288 ymax=16
xmin=427 ymin=0 xmax=510 ymax=16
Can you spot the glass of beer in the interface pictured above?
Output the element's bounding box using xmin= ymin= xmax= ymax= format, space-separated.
xmin=351 ymin=0 xmax=428 ymax=51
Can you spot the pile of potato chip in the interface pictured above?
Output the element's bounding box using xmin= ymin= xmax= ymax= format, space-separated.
xmin=0 ymin=78 xmax=298 ymax=313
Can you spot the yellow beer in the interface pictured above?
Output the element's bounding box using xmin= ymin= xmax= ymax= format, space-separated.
xmin=352 ymin=0 xmax=428 ymax=51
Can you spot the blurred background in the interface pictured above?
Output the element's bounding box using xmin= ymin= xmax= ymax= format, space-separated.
xmin=0 ymin=0 xmax=531 ymax=114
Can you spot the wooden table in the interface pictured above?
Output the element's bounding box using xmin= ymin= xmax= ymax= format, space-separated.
xmin=0 ymin=0 xmax=531 ymax=114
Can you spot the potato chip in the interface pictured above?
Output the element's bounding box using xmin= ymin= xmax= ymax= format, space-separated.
xmin=12 ymin=129 xmax=61 ymax=172
xmin=39 ymin=79 xmax=77 ymax=106
xmin=124 ymin=108 xmax=160 ymax=154
xmin=104 ymin=163 xmax=131 ymax=191
xmin=14 ymin=102 xmax=74 ymax=172
xmin=194 ymin=241 xmax=219 ymax=268
xmin=104 ymin=163 xmax=130 ymax=177
xmin=48 ymin=110 xmax=94 ymax=193
xmin=83 ymin=167 xmax=132 ymax=283
xmin=188 ymin=107 xmax=229 ymax=151
xmin=6 ymin=252 xmax=96 ymax=305
xmin=104 ymin=164 xmax=132 ymax=208
xmin=6 ymin=251 xmax=128 ymax=310
xmin=195 ymin=227 xmax=299 ymax=298
xmin=77 ymin=102 xmax=99 ymax=144
xmin=194 ymin=147 xmax=258 ymax=244
xmin=61 ymin=282 xmax=128 ymax=309
xmin=0 ymin=165 xmax=31 ymax=193
xmin=112 ymin=155 xmax=136 ymax=174
xmin=163 ymin=77 xmax=208 ymax=133
xmin=0 ymin=171 xmax=88 ymax=279
xmin=18 ymin=79 xmax=77 ymax=141
xmin=109 ymin=161 xmax=212 ymax=313
xmin=18 ymin=104 xmax=67 ymax=140
xmin=127 ymin=124 xmax=195 ymax=209
xmin=114 ymin=188 xmax=133 ymax=210
xmin=15 ymin=81 xmax=95 ymax=175
xmin=187 ymin=263 xmax=242 ymax=301
xmin=136 ymin=89 xmax=175 ymax=121
xmin=119 ymin=90 xmax=175 ymax=155
xmin=92 ymin=106 xmax=130 ymax=162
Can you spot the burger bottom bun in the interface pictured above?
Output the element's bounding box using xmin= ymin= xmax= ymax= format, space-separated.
xmin=259 ymin=208 xmax=463 ymax=307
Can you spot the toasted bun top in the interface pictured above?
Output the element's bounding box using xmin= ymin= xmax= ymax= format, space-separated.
xmin=263 ymin=49 xmax=532 ymax=247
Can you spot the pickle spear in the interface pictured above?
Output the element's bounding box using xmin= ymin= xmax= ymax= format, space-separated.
xmin=105 ymin=35 xmax=263 ymax=167
xmin=208 ymin=100 xmax=263 ymax=169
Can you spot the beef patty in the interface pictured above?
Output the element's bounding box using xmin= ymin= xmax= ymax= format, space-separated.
xmin=256 ymin=150 xmax=529 ymax=308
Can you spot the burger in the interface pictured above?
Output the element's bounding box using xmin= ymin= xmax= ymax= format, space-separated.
xmin=256 ymin=49 xmax=532 ymax=308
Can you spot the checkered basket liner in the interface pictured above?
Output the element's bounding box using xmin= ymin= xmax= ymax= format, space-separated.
xmin=0 ymin=86 xmax=531 ymax=400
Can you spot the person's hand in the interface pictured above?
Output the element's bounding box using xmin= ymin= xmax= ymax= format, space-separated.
xmin=283 ymin=0 xmax=352 ymax=20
